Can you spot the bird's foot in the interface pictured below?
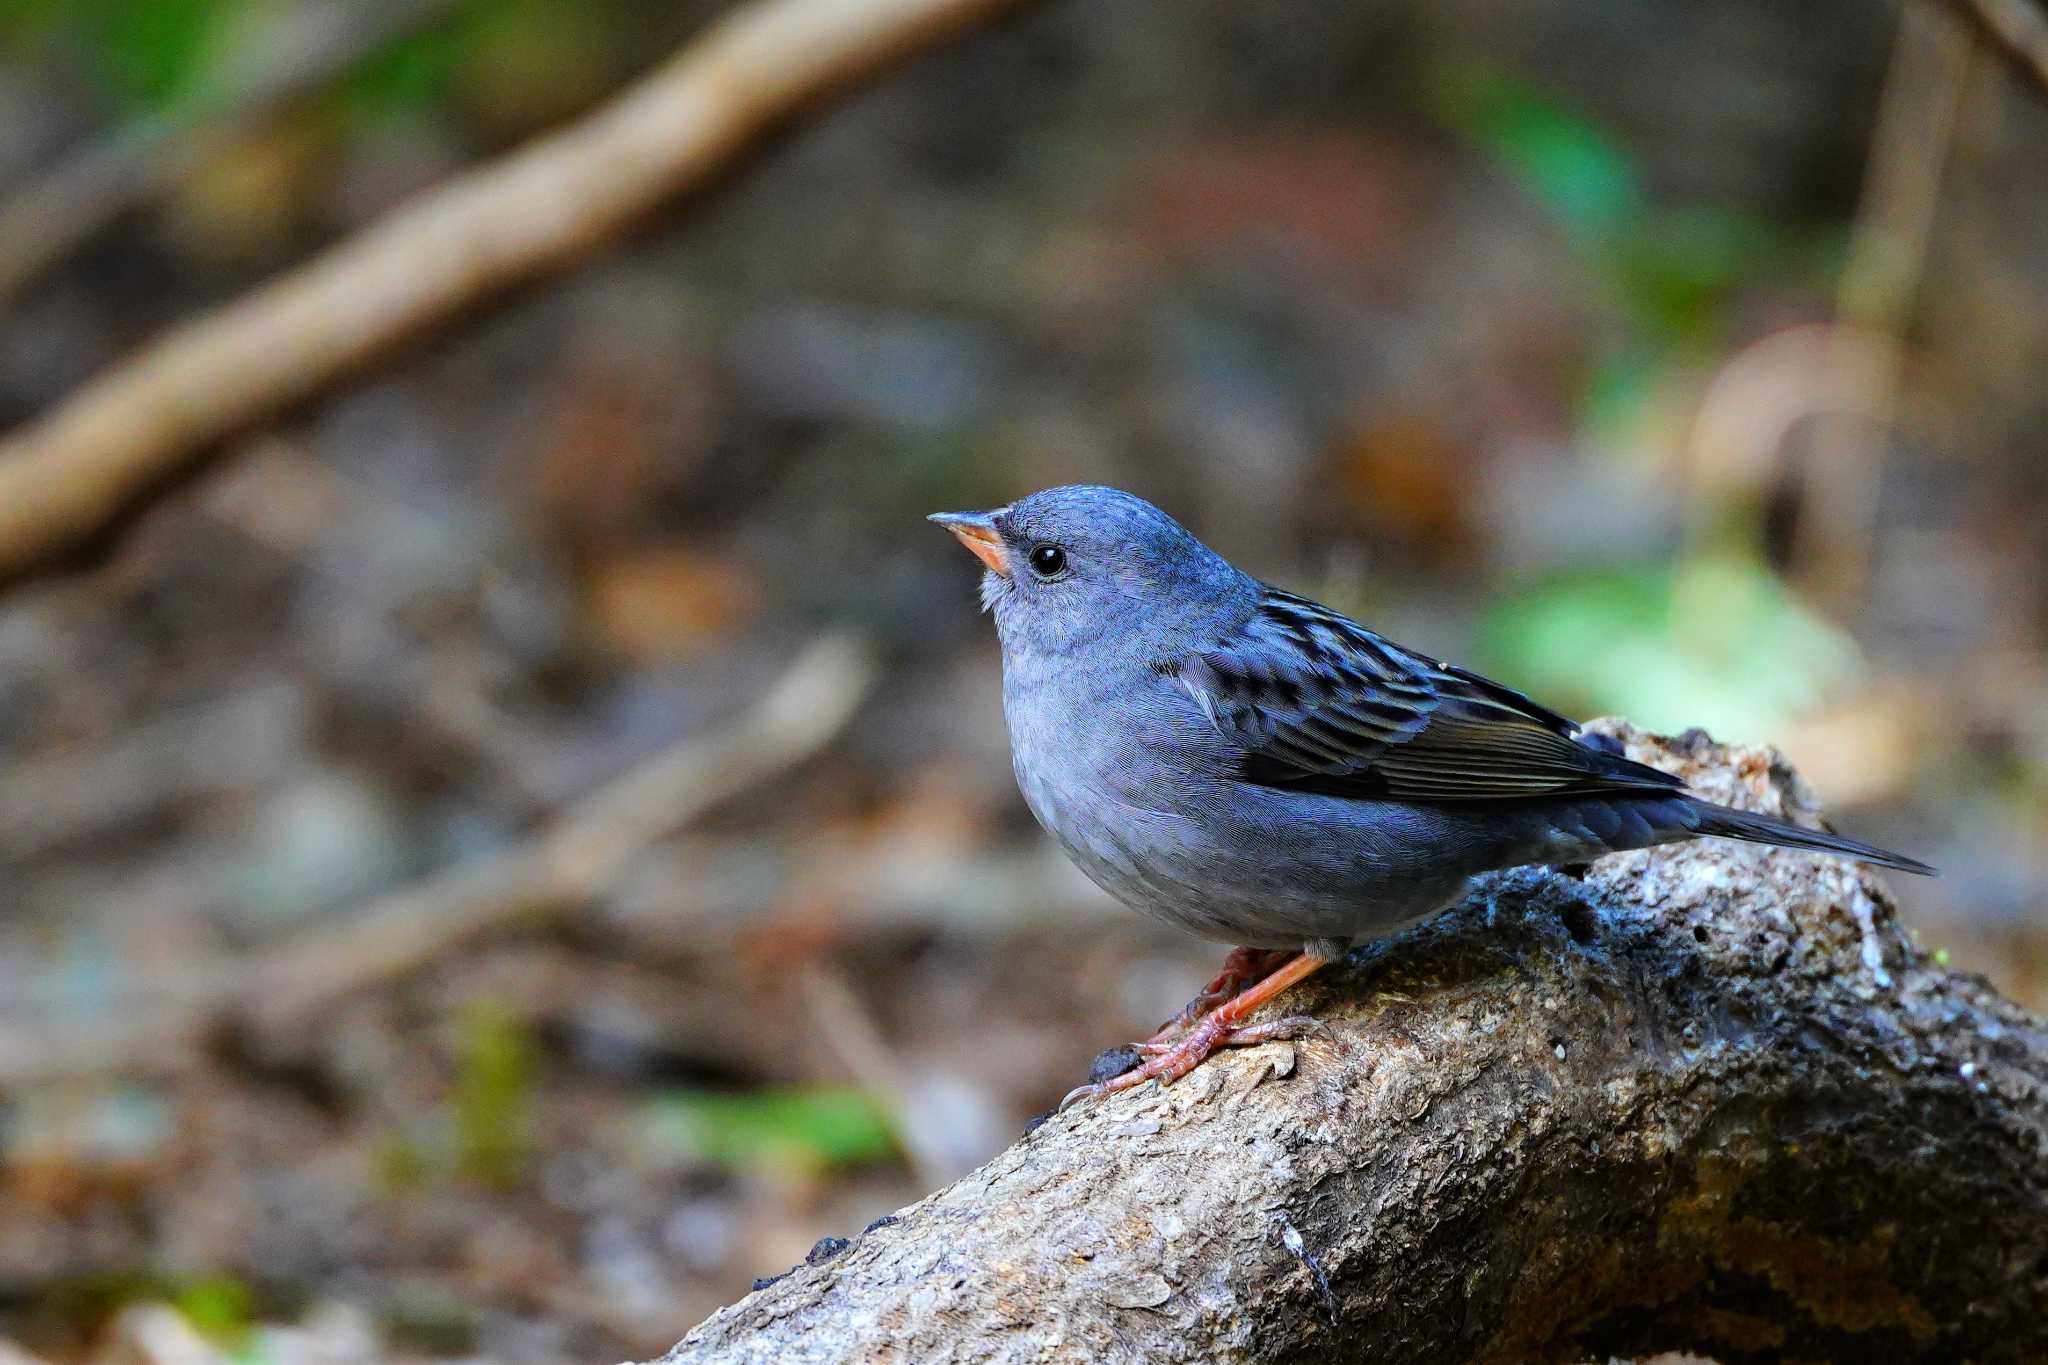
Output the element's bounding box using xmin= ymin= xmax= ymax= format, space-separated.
xmin=1146 ymin=946 xmax=1292 ymax=1043
xmin=1062 ymin=952 xmax=1331 ymax=1110
xmin=1135 ymin=1015 xmax=1327 ymax=1056
xmin=1061 ymin=1012 xmax=1329 ymax=1110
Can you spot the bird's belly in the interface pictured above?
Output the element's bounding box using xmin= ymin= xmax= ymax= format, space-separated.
xmin=1016 ymin=746 xmax=1479 ymax=949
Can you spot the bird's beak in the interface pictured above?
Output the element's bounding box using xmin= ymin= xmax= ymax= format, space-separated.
xmin=928 ymin=509 xmax=1011 ymax=578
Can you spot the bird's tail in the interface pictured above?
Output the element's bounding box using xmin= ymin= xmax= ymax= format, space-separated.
xmin=1688 ymin=800 xmax=1935 ymax=876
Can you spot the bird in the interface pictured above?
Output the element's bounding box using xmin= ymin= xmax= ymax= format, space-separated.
xmin=930 ymin=485 xmax=1933 ymax=1108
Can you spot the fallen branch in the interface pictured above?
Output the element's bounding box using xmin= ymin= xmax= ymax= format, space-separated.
xmin=0 ymin=633 xmax=875 ymax=1082
xmin=657 ymin=723 xmax=2048 ymax=1364
xmin=242 ymin=631 xmax=874 ymax=1034
xmin=0 ymin=0 xmax=1034 ymax=586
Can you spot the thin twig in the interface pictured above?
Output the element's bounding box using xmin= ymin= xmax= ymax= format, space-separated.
xmin=0 ymin=633 xmax=875 ymax=1083
xmin=1954 ymin=0 xmax=2048 ymax=94
xmin=801 ymin=964 xmax=963 ymax=1189
xmin=242 ymin=632 xmax=875 ymax=1031
xmin=0 ymin=0 xmax=1034 ymax=588
xmin=0 ymin=682 xmax=307 ymax=861
xmin=1792 ymin=0 xmax=1976 ymax=606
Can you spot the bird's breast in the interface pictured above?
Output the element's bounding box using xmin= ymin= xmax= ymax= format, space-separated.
xmin=1003 ymin=661 xmax=1210 ymax=809
xmin=999 ymin=660 xmax=1230 ymax=898
xmin=996 ymin=654 xmax=1491 ymax=946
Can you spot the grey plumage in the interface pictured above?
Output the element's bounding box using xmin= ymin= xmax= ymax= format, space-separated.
xmin=933 ymin=485 xmax=1932 ymax=965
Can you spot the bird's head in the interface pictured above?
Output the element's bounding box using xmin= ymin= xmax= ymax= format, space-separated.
xmin=929 ymin=485 xmax=1248 ymax=661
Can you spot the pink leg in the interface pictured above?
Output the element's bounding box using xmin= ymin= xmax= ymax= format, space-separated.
xmin=1147 ymin=946 xmax=1293 ymax=1043
xmin=1064 ymin=953 xmax=1332 ymax=1109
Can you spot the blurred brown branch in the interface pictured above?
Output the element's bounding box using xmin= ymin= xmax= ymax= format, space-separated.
xmin=0 ymin=633 xmax=875 ymax=1083
xmin=0 ymin=0 xmax=466 ymax=304
xmin=1956 ymin=0 xmax=2048 ymax=93
xmin=243 ymin=632 xmax=875 ymax=1034
xmin=0 ymin=0 xmax=1034 ymax=588
xmin=1794 ymin=0 xmax=1975 ymax=606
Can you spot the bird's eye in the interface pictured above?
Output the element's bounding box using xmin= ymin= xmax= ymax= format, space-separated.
xmin=1027 ymin=544 xmax=1067 ymax=578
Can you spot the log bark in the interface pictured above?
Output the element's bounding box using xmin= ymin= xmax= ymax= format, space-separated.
xmin=652 ymin=722 xmax=2048 ymax=1364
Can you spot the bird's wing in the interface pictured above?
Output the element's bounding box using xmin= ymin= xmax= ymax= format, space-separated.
xmin=1166 ymin=587 xmax=1682 ymax=802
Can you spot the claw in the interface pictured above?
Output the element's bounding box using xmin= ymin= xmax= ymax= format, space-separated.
xmin=1058 ymin=1078 xmax=1111 ymax=1111
xmin=1061 ymin=953 xmax=1334 ymax=1110
xmin=1220 ymin=1014 xmax=1332 ymax=1047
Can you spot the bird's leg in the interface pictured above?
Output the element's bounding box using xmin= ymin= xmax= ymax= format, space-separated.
xmin=1146 ymin=945 xmax=1292 ymax=1043
xmin=1062 ymin=952 xmax=1332 ymax=1109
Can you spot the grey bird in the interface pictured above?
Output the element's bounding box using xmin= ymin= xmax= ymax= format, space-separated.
xmin=931 ymin=485 xmax=1933 ymax=1106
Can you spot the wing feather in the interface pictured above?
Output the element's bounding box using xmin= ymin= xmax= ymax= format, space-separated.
xmin=1182 ymin=587 xmax=1681 ymax=802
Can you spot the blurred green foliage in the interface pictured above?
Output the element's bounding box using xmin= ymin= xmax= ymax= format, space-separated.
xmin=362 ymin=1000 xmax=544 ymax=1197
xmin=452 ymin=997 xmax=540 ymax=1189
xmin=649 ymin=1087 xmax=901 ymax=1177
xmin=370 ymin=1127 xmax=434 ymax=1195
xmin=1615 ymin=208 xmax=1839 ymax=342
xmin=377 ymin=1292 xmax=478 ymax=1358
xmin=1427 ymin=49 xmax=1862 ymax=739
xmin=18 ymin=1269 xmax=274 ymax=1358
xmin=343 ymin=12 xmax=461 ymax=117
xmin=170 ymin=1273 xmax=258 ymax=1352
xmin=1424 ymin=55 xmax=1642 ymax=241
xmin=1479 ymin=557 xmax=1864 ymax=741
xmin=0 ymin=0 xmax=631 ymax=133
xmin=79 ymin=0 xmax=230 ymax=113
xmin=1425 ymin=53 xmax=1841 ymax=434
xmin=0 ymin=0 xmax=269 ymax=116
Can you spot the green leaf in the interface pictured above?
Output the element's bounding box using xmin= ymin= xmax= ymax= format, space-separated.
xmin=1576 ymin=343 xmax=1660 ymax=442
xmin=171 ymin=1275 xmax=256 ymax=1351
xmin=342 ymin=23 xmax=460 ymax=117
xmin=1610 ymin=206 xmax=1842 ymax=343
xmin=648 ymin=1086 xmax=900 ymax=1175
xmin=78 ymin=0 xmax=245 ymax=115
xmin=1477 ymin=556 xmax=1864 ymax=742
xmin=451 ymin=998 xmax=539 ymax=1188
xmin=1423 ymin=54 xmax=1642 ymax=242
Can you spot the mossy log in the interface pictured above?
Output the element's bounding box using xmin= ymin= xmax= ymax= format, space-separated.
xmin=652 ymin=723 xmax=2048 ymax=1363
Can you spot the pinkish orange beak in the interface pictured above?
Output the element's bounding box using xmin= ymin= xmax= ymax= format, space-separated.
xmin=928 ymin=509 xmax=1011 ymax=577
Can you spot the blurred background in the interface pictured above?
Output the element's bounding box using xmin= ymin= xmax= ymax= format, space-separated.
xmin=0 ymin=0 xmax=2043 ymax=1360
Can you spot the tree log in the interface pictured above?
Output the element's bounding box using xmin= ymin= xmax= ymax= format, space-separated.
xmin=652 ymin=722 xmax=2048 ymax=1364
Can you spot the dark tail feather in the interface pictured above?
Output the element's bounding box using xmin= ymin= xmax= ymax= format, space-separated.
xmin=1690 ymin=801 xmax=1935 ymax=876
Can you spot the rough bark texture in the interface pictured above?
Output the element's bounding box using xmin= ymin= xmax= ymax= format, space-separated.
xmin=654 ymin=723 xmax=2048 ymax=1364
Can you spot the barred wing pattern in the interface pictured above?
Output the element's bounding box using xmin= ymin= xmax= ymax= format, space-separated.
xmin=1168 ymin=588 xmax=1683 ymax=802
